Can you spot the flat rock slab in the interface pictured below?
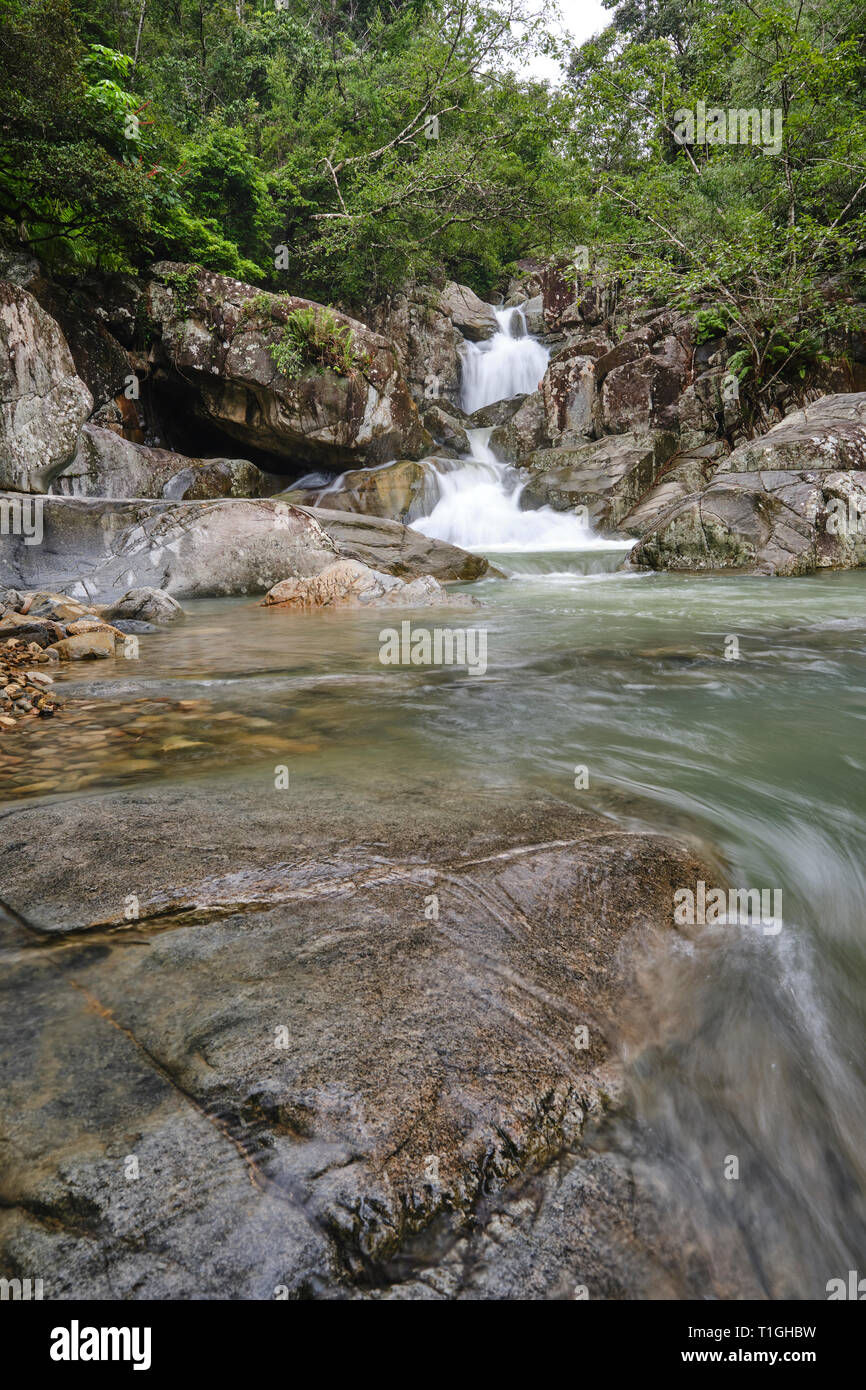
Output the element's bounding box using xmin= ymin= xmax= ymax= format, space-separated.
xmin=0 ymin=784 xmax=711 ymax=1298
xmin=0 ymin=496 xmax=489 ymax=598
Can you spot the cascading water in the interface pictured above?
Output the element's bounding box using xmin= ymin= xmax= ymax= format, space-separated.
xmin=415 ymin=305 xmax=626 ymax=554
xmin=416 ymin=428 xmax=618 ymax=553
xmin=460 ymin=306 xmax=549 ymax=414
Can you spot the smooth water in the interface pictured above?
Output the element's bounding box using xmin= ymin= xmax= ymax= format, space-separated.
xmin=5 ymin=303 xmax=864 ymax=1297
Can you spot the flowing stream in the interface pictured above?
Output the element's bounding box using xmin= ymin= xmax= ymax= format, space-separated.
xmin=416 ymin=306 xmax=623 ymax=552
xmin=5 ymin=302 xmax=865 ymax=1297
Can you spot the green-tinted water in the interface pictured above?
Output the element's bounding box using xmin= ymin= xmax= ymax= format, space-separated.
xmin=8 ymin=552 xmax=866 ymax=1294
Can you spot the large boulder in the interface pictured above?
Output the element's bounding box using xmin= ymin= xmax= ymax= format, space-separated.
xmin=54 ymin=424 xmax=281 ymax=501
xmin=619 ymin=442 xmax=729 ymax=536
xmin=293 ymin=505 xmax=490 ymax=582
xmin=521 ymin=431 xmax=678 ymax=531
xmin=285 ymin=457 xmax=460 ymax=526
xmin=0 ymin=253 xmax=139 ymax=411
xmin=0 ymin=782 xmax=714 ymax=1297
xmin=601 ymin=356 xmax=686 ymax=434
xmin=144 ymin=264 xmax=431 ymax=468
xmin=541 ymin=346 xmax=598 ymax=446
xmin=366 ymin=286 xmax=465 ymax=405
xmin=421 ymin=402 xmax=471 ymax=456
xmin=51 ymin=428 xmax=280 ymax=505
xmin=0 ymin=281 xmax=93 ymax=492
xmin=437 ymin=281 xmax=499 ymax=341
xmin=629 ymin=394 xmax=866 ymax=574
xmin=0 ymin=496 xmax=490 ymax=597
xmin=490 ymin=394 xmax=550 ymax=461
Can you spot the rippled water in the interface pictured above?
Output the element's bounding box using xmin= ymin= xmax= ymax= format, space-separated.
xmin=5 ymin=551 xmax=866 ymax=1294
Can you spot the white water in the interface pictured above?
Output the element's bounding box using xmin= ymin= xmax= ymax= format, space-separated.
xmin=460 ymin=306 xmax=549 ymax=414
xmin=416 ymin=305 xmax=630 ymax=554
xmin=415 ymin=428 xmax=620 ymax=553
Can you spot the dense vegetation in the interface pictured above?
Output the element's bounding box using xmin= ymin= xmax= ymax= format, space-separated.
xmin=1 ymin=0 xmax=864 ymax=382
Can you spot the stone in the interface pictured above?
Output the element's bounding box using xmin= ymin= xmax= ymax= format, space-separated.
xmin=490 ymin=394 xmax=550 ymax=462
xmin=263 ymin=559 xmax=476 ymax=610
xmin=422 ymin=404 xmax=470 ymax=456
xmin=541 ymin=347 xmax=598 ymax=445
xmin=103 ymin=588 xmax=185 ymax=626
xmin=601 ymin=356 xmax=685 ymax=434
xmin=678 ymin=368 xmax=743 ymax=449
xmin=0 ymin=588 xmax=23 ymax=613
xmin=0 ymin=782 xmax=715 ymax=1297
xmin=54 ymin=424 xmax=280 ymax=501
xmin=293 ymin=506 xmax=490 ymax=583
xmin=0 ymin=280 xmax=93 ymax=492
xmin=629 ymin=394 xmax=866 ymax=574
xmin=619 ymin=445 xmax=728 ymax=536
xmin=288 ymin=458 xmax=461 ymax=526
xmin=20 ymin=591 xmax=95 ymax=622
xmin=48 ymin=629 xmax=118 ymax=660
xmin=437 ymin=281 xmax=499 ymax=341
xmin=111 ymin=618 xmax=159 ymax=635
xmin=366 ymin=287 xmax=464 ymax=405
xmin=144 ymin=263 xmax=431 ymax=468
xmin=719 ymin=392 xmax=866 ymax=472
xmin=521 ymin=431 xmax=679 ymax=531
xmin=523 ymin=295 xmax=545 ymax=335
xmin=0 ymin=496 xmax=490 ymax=596
xmin=0 ymin=613 xmax=66 ymax=648
xmin=469 ymin=396 xmax=526 ymax=429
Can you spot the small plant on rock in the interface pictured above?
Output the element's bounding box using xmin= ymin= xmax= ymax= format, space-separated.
xmin=268 ymin=305 xmax=366 ymax=380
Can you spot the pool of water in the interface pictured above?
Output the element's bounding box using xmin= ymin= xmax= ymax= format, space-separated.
xmin=5 ymin=551 xmax=866 ymax=1296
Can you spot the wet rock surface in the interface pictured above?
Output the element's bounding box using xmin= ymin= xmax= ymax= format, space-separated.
xmin=0 ymin=784 xmax=714 ymax=1298
xmin=285 ymin=457 xmax=461 ymax=526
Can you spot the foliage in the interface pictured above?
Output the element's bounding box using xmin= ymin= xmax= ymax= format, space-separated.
xmin=266 ymin=304 xmax=367 ymax=379
xmin=0 ymin=0 xmax=863 ymax=352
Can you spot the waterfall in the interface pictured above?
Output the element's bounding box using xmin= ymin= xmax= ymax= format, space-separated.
xmin=415 ymin=306 xmax=617 ymax=553
xmin=460 ymin=307 xmax=549 ymax=415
